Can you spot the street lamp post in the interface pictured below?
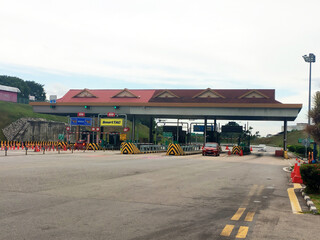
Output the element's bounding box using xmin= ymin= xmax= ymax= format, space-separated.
xmin=303 ymin=53 xmax=316 ymax=157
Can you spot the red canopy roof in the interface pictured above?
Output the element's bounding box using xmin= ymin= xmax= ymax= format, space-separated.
xmin=57 ymin=89 xmax=280 ymax=104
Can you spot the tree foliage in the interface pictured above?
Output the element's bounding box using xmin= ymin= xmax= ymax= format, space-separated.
xmin=25 ymin=80 xmax=46 ymax=101
xmin=0 ymin=75 xmax=46 ymax=101
xmin=306 ymin=91 xmax=320 ymax=144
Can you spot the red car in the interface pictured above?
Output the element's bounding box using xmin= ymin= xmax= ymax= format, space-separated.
xmin=74 ymin=140 xmax=86 ymax=150
xmin=202 ymin=142 xmax=220 ymax=156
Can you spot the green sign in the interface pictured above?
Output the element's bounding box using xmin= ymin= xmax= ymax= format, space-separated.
xmin=298 ymin=138 xmax=314 ymax=143
xmin=163 ymin=132 xmax=173 ymax=138
xmin=58 ymin=134 xmax=64 ymax=140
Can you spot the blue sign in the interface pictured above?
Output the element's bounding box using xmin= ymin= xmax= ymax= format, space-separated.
xmin=70 ymin=117 xmax=92 ymax=126
xmin=193 ymin=125 xmax=214 ymax=132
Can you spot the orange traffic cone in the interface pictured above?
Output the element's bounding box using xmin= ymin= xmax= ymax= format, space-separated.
xmin=226 ymin=145 xmax=229 ymax=150
xmin=291 ymin=158 xmax=298 ymax=178
xmin=292 ymin=160 xmax=303 ymax=184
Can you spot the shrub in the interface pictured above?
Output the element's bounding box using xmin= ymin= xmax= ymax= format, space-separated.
xmin=295 ymin=145 xmax=306 ymax=155
xmin=288 ymin=145 xmax=296 ymax=152
xmin=300 ymin=164 xmax=320 ymax=193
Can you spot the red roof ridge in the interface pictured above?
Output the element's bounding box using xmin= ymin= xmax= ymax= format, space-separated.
xmin=111 ymin=88 xmax=140 ymax=98
xmin=238 ymin=90 xmax=270 ymax=99
xmin=72 ymin=88 xmax=97 ymax=98
xmin=153 ymin=90 xmax=180 ymax=98
xmin=192 ymin=88 xmax=226 ymax=99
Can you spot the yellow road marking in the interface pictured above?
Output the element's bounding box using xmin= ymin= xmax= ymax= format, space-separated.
xmin=248 ymin=184 xmax=258 ymax=197
xmin=294 ymin=183 xmax=302 ymax=189
xmin=236 ymin=226 xmax=249 ymax=238
xmin=256 ymin=185 xmax=264 ymax=195
xmin=241 ymin=185 xmax=259 ymax=206
xmin=287 ymin=188 xmax=302 ymax=214
xmin=244 ymin=212 xmax=255 ymax=222
xmin=220 ymin=224 xmax=234 ymax=237
xmin=231 ymin=208 xmax=246 ymax=221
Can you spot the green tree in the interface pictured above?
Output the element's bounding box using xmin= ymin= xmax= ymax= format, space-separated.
xmin=25 ymin=80 xmax=46 ymax=101
xmin=306 ymin=91 xmax=320 ymax=144
xmin=0 ymin=75 xmax=46 ymax=101
xmin=0 ymin=75 xmax=30 ymax=98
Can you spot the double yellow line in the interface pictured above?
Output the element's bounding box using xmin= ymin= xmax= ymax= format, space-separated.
xmin=220 ymin=207 xmax=254 ymax=238
xmin=220 ymin=184 xmax=263 ymax=238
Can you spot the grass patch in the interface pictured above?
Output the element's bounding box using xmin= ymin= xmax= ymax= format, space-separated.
xmin=252 ymin=130 xmax=308 ymax=147
xmin=309 ymin=193 xmax=320 ymax=211
xmin=0 ymin=101 xmax=67 ymax=140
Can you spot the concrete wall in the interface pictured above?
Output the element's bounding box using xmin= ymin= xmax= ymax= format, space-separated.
xmin=2 ymin=118 xmax=68 ymax=142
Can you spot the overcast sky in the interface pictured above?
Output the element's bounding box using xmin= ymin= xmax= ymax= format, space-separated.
xmin=1 ymin=0 xmax=319 ymax=136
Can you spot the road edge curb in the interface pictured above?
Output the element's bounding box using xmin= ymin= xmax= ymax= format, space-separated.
xmin=301 ymin=189 xmax=319 ymax=214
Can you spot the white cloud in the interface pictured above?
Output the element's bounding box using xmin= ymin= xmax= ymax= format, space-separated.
xmin=45 ymin=83 xmax=69 ymax=99
xmin=1 ymin=0 xmax=320 ymax=133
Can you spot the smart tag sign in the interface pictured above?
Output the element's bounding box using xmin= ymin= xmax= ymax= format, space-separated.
xmin=100 ymin=118 xmax=123 ymax=126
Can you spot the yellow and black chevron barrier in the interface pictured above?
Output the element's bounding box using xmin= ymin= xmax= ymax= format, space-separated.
xmin=166 ymin=143 xmax=184 ymax=156
xmin=232 ymin=146 xmax=242 ymax=155
xmin=121 ymin=143 xmax=141 ymax=154
xmin=86 ymin=143 xmax=99 ymax=151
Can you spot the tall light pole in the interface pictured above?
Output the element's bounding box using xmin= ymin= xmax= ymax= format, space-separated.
xmin=303 ymin=53 xmax=316 ymax=153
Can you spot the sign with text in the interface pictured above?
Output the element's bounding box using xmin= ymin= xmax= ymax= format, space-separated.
xmin=193 ymin=125 xmax=214 ymax=132
xmin=163 ymin=132 xmax=173 ymax=137
xmin=120 ymin=133 xmax=127 ymax=141
xmin=70 ymin=117 xmax=92 ymax=126
xmin=100 ymin=118 xmax=123 ymax=126
xmin=107 ymin=112 xmax=116 ymax=117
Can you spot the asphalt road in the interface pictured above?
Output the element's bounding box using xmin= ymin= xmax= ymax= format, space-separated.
xmin=0 ymin=150 xmax=319 ymax=240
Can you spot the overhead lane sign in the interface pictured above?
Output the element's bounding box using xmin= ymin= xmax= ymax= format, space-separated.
xmin=100 ymin=118 xmax=123 ymax=126
xmin=70 ymin=117 xmax=92 ymax=126
xmin=193 ymin=125 xmax=214 ymax=132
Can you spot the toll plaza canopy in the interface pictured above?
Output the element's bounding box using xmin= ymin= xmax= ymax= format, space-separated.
xmin=30 ymin=88 xmax=302 ymax=121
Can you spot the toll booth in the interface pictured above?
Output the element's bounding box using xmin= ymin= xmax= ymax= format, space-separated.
xmin=108 ymin=132 xmax=120 ymax=146
xmin=221 ymin=122 xmax=251 ymax=155
xmin=207 ymin=131 xmax=220 ymax=144
xmin=163 ymin=126 xmax=186 ymax=144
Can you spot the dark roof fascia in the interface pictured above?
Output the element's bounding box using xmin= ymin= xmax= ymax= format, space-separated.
xmin=30 ymin=101 xmax=302 ymax=109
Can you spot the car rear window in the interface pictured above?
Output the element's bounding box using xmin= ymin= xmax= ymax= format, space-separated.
xmin=205 ymin=143 xmax=218 ymax=147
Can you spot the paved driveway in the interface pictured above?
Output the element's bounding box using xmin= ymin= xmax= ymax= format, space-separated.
xmin=0 ymin=150 xmax=319 ymax=239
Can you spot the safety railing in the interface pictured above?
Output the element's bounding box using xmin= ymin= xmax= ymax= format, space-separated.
xmin=139 ymin=144 xmax=167 ymax=153
xmin=180 ymin=144 xmax=202 ymax=152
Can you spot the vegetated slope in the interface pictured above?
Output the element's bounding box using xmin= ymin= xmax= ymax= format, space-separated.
xmin=252 ymin=130 xmax=308 ymax=147
xmin=0 ymin=101 xmax=67 ymax=140
xmin=0 ymin=101 xmax=150 ymax=142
